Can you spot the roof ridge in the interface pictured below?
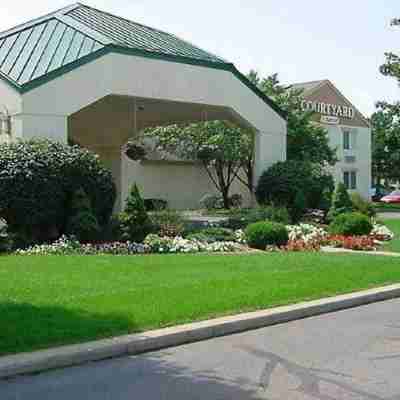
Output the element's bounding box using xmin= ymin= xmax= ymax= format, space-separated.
xmin=71 ymin=3 xmax=227 ymax=62
xmin=0 ymin=3 xmax=80 ymax=40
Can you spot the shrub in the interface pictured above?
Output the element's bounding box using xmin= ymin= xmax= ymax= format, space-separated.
xmin=120 ymin=184 xmax=152 ymax=242
xmin=65 ymin=188 xmax=100 ymax=242
xmin=124 ymin=141 xmax=147 ymax=161
xmin=229 ymin=194 xmax=243 ymax=208
xmin=199 ymin=194 xmax=223 ymax=210
xmin=0 ymin=139 xmax=115 ymax=244
xmin=186 ymin=227 xmax=236 ymax=243
xmin=292 ymin=190 xmax=307 ymax=223
xmin=0 ymin=222 xmax=12 ymax=253
xmin=327 ymin=183 xmax=353 ymax=221
xmin=150 ymin=209 xmax=185 ymax=237
xmin=245 ymin=221 xmax=288 ymax=250
xmin=255 ymin=160 xmax=334 ymax=221
xmin=329 ymin=212 xmax=373 ymax=237
xmin=144 ymin=198 xmax=168 ymax=211
xmin=350 ymin=192 xmax=376 ymax=218
xmin=223 ymin=206 xmax=290 ymax=230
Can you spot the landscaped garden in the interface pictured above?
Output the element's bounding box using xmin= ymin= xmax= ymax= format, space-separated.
xmin=0 ymin=138 xmax=399 ymax=356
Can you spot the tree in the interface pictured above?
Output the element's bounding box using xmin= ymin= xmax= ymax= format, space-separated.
xmin=255 ymin=160 xmax=334 ymax=221
xmin=144 ymin=121 xmax=254 ymax=208
xmin=372 ymin=18 xmax=400 ymax=185
xmin=371 ymin=109 xmax=400 ymax=184
xmin=247 ymin=72 xmax=337 ymax=166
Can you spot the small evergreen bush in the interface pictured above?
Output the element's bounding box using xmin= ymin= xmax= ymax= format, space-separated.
xmin=65 ymin=188 xmax=100 ymax=242
xmin=327 ymin=183 xmax=353 ymax=221
xmin=329 ymin=212 xmax=373 ymax=237
xmin=0 ymin=222 xmax=12 ymax=253
xmin=150 ymin=209 xmax=185 ymax=237
xmin=292 ymin=190 xmax=307 ymax=223
xmin=245 ymin=221 xmax=288 ymax=250
xmin=350 ymin=192 xmax=376 ymax=218
xmin=120 ymin=184 xmax=152 ymax=242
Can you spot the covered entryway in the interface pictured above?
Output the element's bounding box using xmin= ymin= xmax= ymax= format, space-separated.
xmin=0 ymin=3 xmax=287 ymax=210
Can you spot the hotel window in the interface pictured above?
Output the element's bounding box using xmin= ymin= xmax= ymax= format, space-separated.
xmin=342 ymin=128 xmax=357 ymax=150
xmin=343 ymin=171 xmax=357 ymax=190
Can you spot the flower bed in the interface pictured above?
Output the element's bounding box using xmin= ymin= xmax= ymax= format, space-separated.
xmin=16 ymin=234 xmax=244 ymax=256
xmin=13 ymin=222 xmax=395 ymax=255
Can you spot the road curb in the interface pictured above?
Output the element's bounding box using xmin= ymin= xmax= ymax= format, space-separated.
xmin=1 ymin=284 xmax=400 ymax=379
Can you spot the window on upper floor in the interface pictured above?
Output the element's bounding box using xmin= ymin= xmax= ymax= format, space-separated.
xmin=342 ymin=128 xmax=358 ymax=151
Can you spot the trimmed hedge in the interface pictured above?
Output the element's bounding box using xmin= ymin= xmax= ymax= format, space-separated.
xmin=329 ymin=212 xmax=373 ymax=237
xmin=0 ymin=139 xmax=115 ymax=244
xmin=245 ymin=221 xmax=289 ymax=250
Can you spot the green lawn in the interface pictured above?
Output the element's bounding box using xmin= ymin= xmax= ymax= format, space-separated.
xmin=383 ymin=219 xmax=400 ymax=252
xmin=1 ymin=253 xmax=400 ymax=356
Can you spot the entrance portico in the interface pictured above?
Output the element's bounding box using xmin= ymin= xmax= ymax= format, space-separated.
xmin=0 ymin=3 xmax=287 ymax=210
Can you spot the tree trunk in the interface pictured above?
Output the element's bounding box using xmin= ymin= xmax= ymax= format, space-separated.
xmin=221 ymin=188 xmax=230 ymax=209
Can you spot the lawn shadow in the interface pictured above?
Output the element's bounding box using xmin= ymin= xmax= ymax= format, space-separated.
xmin=0 ymin=302 xmax=134 ymax=356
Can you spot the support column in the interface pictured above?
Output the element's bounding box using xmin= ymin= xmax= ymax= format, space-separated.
xmin=253 ymin=130 xmax=286 ymax=189
xmin=92 ymin=146 xmax=124 ymax=213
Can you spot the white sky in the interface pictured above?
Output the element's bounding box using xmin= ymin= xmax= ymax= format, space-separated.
xmin=1 ymin=0 xmax=399 ymax=117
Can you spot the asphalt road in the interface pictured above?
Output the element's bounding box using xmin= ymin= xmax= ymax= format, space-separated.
xmin=2 ymin=298 xmax=400 ymax=399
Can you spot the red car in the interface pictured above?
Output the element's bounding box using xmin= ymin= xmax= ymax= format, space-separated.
xmin=381 ymin=190 xmax=400 ymax=204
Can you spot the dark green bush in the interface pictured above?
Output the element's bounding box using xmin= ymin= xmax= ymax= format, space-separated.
xmin=350 ymin=192 xmax=376 ymax=218
xmin=186 ymin=227 xmax=235 ymax=243
xmin=255 ymin=160 xmax=334 ymax=220
xmin=223 ymin=206 xmax=290 ymax=230
xmin=0 ymin=139 xmax=115 ymax=244
xmin=292 ymin=190 xmax=307 ymax=223
xmin=150 ymin=209 xmax=185 ymax=237
xmin=327 ymin=183 xmax=353 ymax=221
xmin=120 ymin=184 xmax=152 ymax=242
xmin=0 ymin=222 xmax=12 ymax=253
xmin=144 ymin=198 xmax=168 ymax=211
xmin=65 ymin=188 xmax=100 ymax=242
xmin=245 ymin=221 xmax=288 ymax=250
xmin=329 ymin=212 xmax=373 ymax=236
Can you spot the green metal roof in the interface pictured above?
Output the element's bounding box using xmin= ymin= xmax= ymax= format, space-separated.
xmin=0 ymin=3 xmax=286 ymax=119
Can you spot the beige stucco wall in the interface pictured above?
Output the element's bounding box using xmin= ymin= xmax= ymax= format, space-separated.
xmin=5 ymin=51 xmax=286 ymax=210
xmin=121 ymin=154 xmax=252 ymax=210
xmin=325 ymin=123 xmax=371 ymax=199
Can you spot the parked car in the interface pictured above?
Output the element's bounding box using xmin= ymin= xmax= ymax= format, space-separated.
xmin=380 ymin=190 xmax=400 ymax=204
xmin=370 ymin=186 xmax=389 ymax=202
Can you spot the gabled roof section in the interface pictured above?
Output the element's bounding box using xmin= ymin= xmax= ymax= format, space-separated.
xmin=0 ymin=4 xmax=105 ymax=87
xmin=66 ymin=4 xmax=226 ymax=64
xmin=290 ymin=79 xmax=369 ymax=128
xmin=0 ymin=3 xmax=286 ymax=119
xmin=289 ymin=80 xmax=328 ymax=95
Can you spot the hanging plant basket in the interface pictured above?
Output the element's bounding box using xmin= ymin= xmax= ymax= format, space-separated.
xmin=124 ymin=141 xmax=147 ymax=161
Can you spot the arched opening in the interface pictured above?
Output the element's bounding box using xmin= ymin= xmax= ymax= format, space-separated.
xmin=68 ymin=95 xmax=255 ymax=211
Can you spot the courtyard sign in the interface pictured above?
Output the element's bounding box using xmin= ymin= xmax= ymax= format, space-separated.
xmin=301 ymin=100 xmax=355 ymax=119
